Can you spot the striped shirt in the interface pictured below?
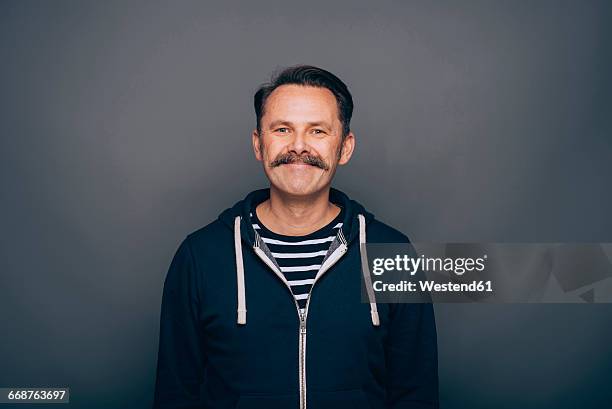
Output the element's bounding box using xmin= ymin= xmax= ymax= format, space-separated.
xmin=250 ymin=207 xmax=344 ymax=313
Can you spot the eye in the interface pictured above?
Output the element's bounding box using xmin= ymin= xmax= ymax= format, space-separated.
xmin=312 ymin=129 xmax=326 ymax=134
xmin=275 ymin=127 xmax=290 ymax=133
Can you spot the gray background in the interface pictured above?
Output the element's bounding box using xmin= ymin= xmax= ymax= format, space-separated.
xmin=1 ymin=0 xmax=611 ymax=408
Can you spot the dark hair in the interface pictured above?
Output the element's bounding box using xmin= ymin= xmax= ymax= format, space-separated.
xmin=254 ymin=65 xmax=354 ymax=138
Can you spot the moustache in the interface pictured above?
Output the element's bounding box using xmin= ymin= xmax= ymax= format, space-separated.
xmin=270 ymin=153 xmax=329 ymax=171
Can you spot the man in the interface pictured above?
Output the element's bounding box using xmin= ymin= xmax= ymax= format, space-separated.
xmin=153 ymin=65 xmax=438 ymax=409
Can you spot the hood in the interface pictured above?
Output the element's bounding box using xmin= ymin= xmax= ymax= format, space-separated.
xmin=218 ymin=187 xmax=376 ymax=246
xmin=218 ymin=187 xmax=380 ymax=327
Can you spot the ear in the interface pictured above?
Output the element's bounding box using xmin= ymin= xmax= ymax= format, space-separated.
xmin=252 ymin=130 xmax=263 ymax=162
xmin=337 ymin=132 xmax=355 ymax=165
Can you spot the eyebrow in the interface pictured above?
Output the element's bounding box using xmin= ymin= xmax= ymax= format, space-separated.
xmin=268 ymin=120 xmax=332 ymax=130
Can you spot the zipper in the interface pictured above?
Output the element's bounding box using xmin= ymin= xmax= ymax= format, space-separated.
xmin=299 ymin=310 xmax=307 ymax=409
xmin=253 ymin=232 xmax=348 ymax=409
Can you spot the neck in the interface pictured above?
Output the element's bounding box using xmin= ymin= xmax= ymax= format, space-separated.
xmin=255 ymin=185 xmax=341 ymax=236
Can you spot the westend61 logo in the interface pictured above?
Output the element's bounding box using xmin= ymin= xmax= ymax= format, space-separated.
xmin=366 ymin=243 xmax=612 ymax=303
xmin=371 ymin=254 xmax=488 ymax=276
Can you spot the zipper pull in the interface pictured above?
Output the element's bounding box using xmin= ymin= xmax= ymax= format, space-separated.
xmin=299 ymin=311 xmax=306 ymax=334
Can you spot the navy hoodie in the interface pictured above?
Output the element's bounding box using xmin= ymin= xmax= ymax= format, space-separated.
xmin=153 ymin=187 xmax=438 ymax=409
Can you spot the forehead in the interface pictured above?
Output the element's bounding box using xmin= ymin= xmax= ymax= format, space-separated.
xmin=262 ymin=84 xmax=340 ymax=124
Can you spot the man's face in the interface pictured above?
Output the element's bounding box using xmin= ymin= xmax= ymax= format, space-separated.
xmin=252 ymin=84 xmax=355 ymax=197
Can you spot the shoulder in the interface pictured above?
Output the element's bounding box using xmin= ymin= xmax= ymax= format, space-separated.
xmin=185 ymin=219 xmax=230 ymax=248
xmin=174 ymin=219 xmax=234 ymax=275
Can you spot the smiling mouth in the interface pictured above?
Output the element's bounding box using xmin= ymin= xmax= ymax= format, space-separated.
xmin=285 ymin=162 xmax=313 ymax=166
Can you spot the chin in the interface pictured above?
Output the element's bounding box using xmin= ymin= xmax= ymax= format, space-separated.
xmin=281 ymin=185 xmax=317 ymax=197
xmin=273 ymin=180 xmax=323 ymax=197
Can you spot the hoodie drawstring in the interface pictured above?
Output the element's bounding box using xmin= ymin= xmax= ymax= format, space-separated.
xmin=234 ymin=216 xmax=247 ymax=324
xmin=358 ymin=214 xmax=380 ymax=326
xmin=233 ymin=213 xmax=379 ymax=327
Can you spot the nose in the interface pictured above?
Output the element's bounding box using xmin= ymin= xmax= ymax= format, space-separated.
xmin=288 ymin=130 xmax=310 ymax=155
